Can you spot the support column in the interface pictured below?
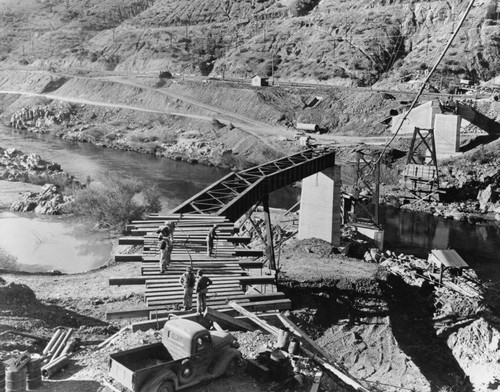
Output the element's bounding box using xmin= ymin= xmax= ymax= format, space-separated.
xmin=262 ymin=195 xmax=276 ymax=270
xmin=298 ymin=166 xmax=341 ymax=246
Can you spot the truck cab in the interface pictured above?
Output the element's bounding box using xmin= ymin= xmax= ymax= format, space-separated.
xmin=109 ymin=319 xmax=241 ymax=392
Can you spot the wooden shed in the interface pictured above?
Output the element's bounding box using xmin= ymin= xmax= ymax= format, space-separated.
xmin=427 ymin=249 xmax=469 ymax=284
xmin=251 ymin=75 xmax=269 ymax=87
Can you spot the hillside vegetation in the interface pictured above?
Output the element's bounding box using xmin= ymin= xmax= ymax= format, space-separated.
xmin=1 ymin=0 xmax=499 ymax=90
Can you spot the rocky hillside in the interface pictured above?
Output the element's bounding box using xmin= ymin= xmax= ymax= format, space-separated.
xmin=1 ymin=0 xmax=499 ymax=90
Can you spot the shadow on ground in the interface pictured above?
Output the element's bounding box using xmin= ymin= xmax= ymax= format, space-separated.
xmin=381 ymin=274 xmax=473 ymax=392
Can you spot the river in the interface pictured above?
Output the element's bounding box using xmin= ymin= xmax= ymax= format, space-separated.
xmin=0 ymin=126 xmax=298 ymax=273
xmin=1 ymin=127 xmax=499 ymax=281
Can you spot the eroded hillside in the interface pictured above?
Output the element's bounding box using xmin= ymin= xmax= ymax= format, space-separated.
xmin=1 ymin=0 xmax=499 ymax=90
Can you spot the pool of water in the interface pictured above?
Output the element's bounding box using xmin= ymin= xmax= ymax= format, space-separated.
xmin=0 ymin=211 xmax=113 ymax=273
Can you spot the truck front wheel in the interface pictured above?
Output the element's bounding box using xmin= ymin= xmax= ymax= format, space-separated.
xmin=158 ymin=381 xmax=175 ymax=392
xmin=224 ymin=358 xmax=239 ymax=377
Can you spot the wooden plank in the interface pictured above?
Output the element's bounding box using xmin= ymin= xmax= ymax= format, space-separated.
xmin=146 ymin=285 xmax=241 ymax=295
xmin=118 ymin=237 xmax=144 ymax=245
xmin=142 ymin=256 xmax=242 ymax=262
xmin=205 ymin=307 xmax=254 ymax=331
xmin=109 ymin=277 xmax=146 ymax=285
xmin=146 ymin=291 xmax=285 ymax=303
xmin=115 ymin=254 xmax=143 ymax=262
xmin=146 ymin=297 xmax=251 ymax=307
xmin=228 ymin=301 xmax=280 ymax=336
xmin=146 ymin=290 xmax=244 ymax=300
xmin=140 ymin=261 xmax=259 ymax=269
xmin=239 ymin=276 xmax=276 ymax=285
xmin=131 ymin=300 xmax=291 ymax=331
xmin=142 ymin=269 xmax=244 ymax=276
xmin=109 ymin=274 xmax=271 ymax=287
xmin=234 ymin=249 xmax=264 ymax=257
xmin=148 ymin=299 xmax=290 ymax=319
xmin=106 ymin=308 xmax=162 ymax=320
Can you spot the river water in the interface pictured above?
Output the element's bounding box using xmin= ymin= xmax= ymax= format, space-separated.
xmin=0 ymin=126 xmax=298 ymax=273
xmin=1 ymin=126 xmax=499 ymax=281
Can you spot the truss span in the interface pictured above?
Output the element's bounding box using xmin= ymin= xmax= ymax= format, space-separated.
xmin=172 ymin=147 xmax=335 ymax=221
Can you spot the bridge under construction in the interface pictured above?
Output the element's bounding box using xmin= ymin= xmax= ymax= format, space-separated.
xmin=108 ymin=147 xmax=340 ymax=328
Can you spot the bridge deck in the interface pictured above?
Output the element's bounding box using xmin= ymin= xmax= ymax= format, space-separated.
xmin=110 ymin=213 xmax=288 ymax=319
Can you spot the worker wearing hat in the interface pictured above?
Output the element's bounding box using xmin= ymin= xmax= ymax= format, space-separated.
xmin=158 ymin=233 xmax=172 ymax=274
xmin=179 ymin=266 xmax=196 ymax=311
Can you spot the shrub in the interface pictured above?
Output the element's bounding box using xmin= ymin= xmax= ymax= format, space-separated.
xmin=70 ymin=173 xmax=161 ymax=232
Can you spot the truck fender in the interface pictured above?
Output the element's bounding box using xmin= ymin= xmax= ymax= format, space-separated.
xmin=178 ymin=358 xmax=195 ymax=384
xmin=139 ymin=370 xmax=179 ymax=392
xmin=210 ymin=348 xmax=242 ymax=377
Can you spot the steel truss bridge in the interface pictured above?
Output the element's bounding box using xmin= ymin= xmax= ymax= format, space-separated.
xmin=172 ymin=147 xmax=336 ymax=222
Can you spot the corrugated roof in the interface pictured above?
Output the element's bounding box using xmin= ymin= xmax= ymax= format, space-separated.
xmin=430 ymin=249 xmax=469 ymax=268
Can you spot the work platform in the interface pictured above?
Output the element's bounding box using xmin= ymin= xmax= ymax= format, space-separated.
xmin=108 ymin=213 xmax=290 ymax=322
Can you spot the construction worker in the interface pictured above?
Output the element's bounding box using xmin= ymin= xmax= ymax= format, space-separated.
xmin=158 ymin=234 xmax=172 ymax=273
xmin=195 ymin=270 xmax=212 ymax=314
xmin=206 ymin=224 xmax=218 ymax=257
xmin=179 ymin=266 xmax=196 ymax=311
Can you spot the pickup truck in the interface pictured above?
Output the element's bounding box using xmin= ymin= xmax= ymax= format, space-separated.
xmin=109 ymin=319 xmax=242 ymax=392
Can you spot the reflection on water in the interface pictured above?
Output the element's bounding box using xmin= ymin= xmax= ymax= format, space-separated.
xmin=0 ymin=212 xmax=113 ymax=273
xmin=381 ymin=206 xmax=500 ymax=283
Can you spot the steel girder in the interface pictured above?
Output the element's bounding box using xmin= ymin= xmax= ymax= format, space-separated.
xmin=172 ymin=148 xmax=336 ymax=222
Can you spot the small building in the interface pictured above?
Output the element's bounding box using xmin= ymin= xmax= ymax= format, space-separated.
xmin=251 ymin=75 xmax=269 ymax=87
xmin=427 ymin=249 xmax=469 ymax=284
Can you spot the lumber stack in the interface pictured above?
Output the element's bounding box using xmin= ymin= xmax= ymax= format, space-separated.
xmin=110 ymin=213 xmax=289 ymax=319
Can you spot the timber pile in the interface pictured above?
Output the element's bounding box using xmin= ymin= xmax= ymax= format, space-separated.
xmin=109 ymin=213 xmax=290 ymax=323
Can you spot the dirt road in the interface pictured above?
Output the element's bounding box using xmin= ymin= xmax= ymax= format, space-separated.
xmin=0 ymin=68 xmax=398 ymax=149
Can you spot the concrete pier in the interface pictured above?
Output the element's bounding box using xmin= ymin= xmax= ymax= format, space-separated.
xmin=298 ymin=166 xmax=341 ymax=246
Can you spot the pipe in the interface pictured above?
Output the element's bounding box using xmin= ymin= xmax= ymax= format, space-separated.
xmin=41 ymin=355 xmax=70 ymax=378
xmin=44 ymin=330 xmax=66 ymax=364
xmin=50 ymin=328 xmax=73 ymax=362
xmin=42 ymin=328 xmax=63 ymax=355
xmin=60 ymin=338 xmax=77 ymax=357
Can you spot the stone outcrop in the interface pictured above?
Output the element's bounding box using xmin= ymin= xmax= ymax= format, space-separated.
xmin=9 ymin=103 xmax=73 ymax=132
xmin=0 ymin=147 xmax=75 ymax=186
xmin=10 ymin=184 xmax=73 ymax=215
xmin=0 ymin=147 xmax=77 ymax=214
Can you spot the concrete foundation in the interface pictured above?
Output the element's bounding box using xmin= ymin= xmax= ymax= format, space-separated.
xmin=352 ymin=224 xmax=385 ymax=250
xmin=298 ymin=166 xmax=341 ymax=246
xmin=434 ymin=114 xmax=461 ymax=158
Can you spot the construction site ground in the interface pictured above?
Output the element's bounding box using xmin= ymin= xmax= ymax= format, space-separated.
xmin=0 ymin=223 xmax=484 ymax=392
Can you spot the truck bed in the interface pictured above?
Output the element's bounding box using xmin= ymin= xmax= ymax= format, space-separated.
xmin=109 ymin=343 xmax=179 ymax=392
